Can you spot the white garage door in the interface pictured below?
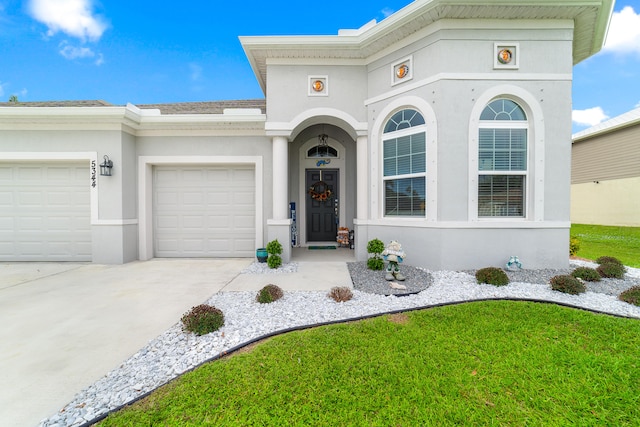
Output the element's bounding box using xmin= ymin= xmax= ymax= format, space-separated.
xmin=153 ymin=165 xmax=256 ymax=257
xmin=0 ymin=162 xmax=91 ymax=261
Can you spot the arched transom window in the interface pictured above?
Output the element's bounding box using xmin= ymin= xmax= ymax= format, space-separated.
xmin=478 ymin=99 xmax=528 ymax=218
xmin=383 ymin=108 xmax=426 ymax=217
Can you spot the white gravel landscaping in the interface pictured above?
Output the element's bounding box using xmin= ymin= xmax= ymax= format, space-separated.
xmin=39 ymin=259 xmax=640 ymax=427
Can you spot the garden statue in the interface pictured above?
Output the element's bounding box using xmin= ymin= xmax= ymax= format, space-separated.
xmin=382 ymin=240 xmax=406 ymax=281
xmin=506 ymin=255 xmax=522 ymax=271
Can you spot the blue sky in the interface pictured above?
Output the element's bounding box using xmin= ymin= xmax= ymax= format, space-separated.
xmin=1 ymin=0 xmax=639 ymax=133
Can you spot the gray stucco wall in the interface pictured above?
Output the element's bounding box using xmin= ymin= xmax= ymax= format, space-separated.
xmin=266 ymin=64 xmax=368 ymax=124
xmin=355 ymin=22 xmax=574 ymax=269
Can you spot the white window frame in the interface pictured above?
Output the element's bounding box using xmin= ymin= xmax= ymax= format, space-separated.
xmin=477 ymin=120 xmax=529 ymax=218
xmin=468 ymin=87 xmax=545 ymax=223
xmin=382 ymin=116 xmax=427 ymax=218
xmin=473 ymin=97 xmax=531 ymax=220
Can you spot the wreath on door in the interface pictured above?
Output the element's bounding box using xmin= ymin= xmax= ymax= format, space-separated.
xmin=308 ymin=180 xmax=333 ymax=202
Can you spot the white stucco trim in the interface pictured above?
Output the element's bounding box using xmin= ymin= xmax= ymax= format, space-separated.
xmin=468 ymin=85 xmax=545 ymax=222
xmin=369 ymin=96 xmax=438 ymax=222
xmin=358 ymin=219 xmax=569 ymax=229
xmin=266 ymin=108 xmax=368 ymax=140
xmin=364 ymin=72 xmax=572 ymax=107
xmin=0 ymin=151 xmax=100 ymax=224
xmin=137 ymin=156 xmax=264 ymax=260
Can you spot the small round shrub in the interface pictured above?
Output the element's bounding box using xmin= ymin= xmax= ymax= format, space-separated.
xmin=569 ymin=237 xmax=580 ymax=256
xmin=619 ymin=286 xmax=640 ymax=306
xmin=597 ymin=262 xmax=626 ymax=279
xmin=475 ymin=267 xmax=509 ymax=286
xmin=596 ymin=256 xmax=623 ymax=266
xmin=256 ymin=284 xmax=284 ymax=304
xmin=550 ymin=275 xmax=586 ymax=295
xmin=571 ymin=267 xmax=601 ymax=282
xmin=328 ymin=286 xmax=353 ymax=302
xmin=267 ymin=254 xmax=282 ymax=269
xmin=367 ymin=257 xmax=385 ymax=271
xmin=181 ymin=304 xmax=224 ymax=336
xmin=367 ymin=238 xmax=385 ymax=255
xmin=266 ymin=239 xmax=283 ymax=255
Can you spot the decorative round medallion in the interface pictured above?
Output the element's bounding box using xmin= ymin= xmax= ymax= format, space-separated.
xmin=396 ymin=64 xmax=409 ymax=79
xmin=312 ymin=80 xmax=324 ymax=92
xmin=497 ymin=49 xmax=513 ymax=64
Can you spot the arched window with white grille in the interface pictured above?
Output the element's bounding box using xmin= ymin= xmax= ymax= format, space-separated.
xmin=477 ymin=99 xmax=528 ymax=218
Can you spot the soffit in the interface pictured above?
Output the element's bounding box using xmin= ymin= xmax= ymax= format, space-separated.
xmin=240 ymin=0 xmax=614 ymax=93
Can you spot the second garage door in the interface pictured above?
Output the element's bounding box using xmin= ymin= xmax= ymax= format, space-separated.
xmin=0 ymin=161 xmax=91 ymax=261
xmin=153 ymin=165 xmax=256 ymax=258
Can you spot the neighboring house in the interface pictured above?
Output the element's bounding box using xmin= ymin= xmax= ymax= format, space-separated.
xmin=0 ymin=0 xmax=613 ymax=269
xmin=572 ymin=107 xmax=640 ymax=227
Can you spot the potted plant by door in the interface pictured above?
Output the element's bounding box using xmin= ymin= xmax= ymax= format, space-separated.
xmin=256 ymin=248 xmax=268 ymax=263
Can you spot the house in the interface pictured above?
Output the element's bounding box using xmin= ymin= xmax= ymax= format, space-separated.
xmin=0 ymin=0 xmax=614 ymax=269
xmin=572 ymin=107 xmax=640 ymax=227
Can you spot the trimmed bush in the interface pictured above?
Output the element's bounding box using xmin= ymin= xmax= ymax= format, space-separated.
xmin=619 ymin=286 xmax=640 ymax=306
xmin=266 ymin=239 xmax=283 ymax=269
xmin=476 ymin=267 xmax=509 ymax=286
xmin=596 ymin=256 xmax=623 ymax=266
xmin=328 ymin=286 xmax=354 ymax=302
xmin=181 ymin=304 xmax=225 ymax=336
xmin=367 ymin=238 xmax=384 ymax=255
xmin=569 ymin=237 xmax=580 ymax=256
xmin=256 ymin=284 xmax=284 ymax=304
xmin=571 ymin=267 xmax=601 ymax=282
xmin=366 ymin=238 xmax=385 ymax=271
xmin=550 ymin=275 xmax=586 ymax=295
xmin=267 ymin=254 xmax=282 ymax=269
xmin=597 ymin=262 xmax=626 ymax=279
xmin=367 ymin=257 xmax=385 ymax=271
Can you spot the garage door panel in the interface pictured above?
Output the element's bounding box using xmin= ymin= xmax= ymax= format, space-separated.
xmin=18 ymin=167 xmax=43 ymax=180
xmin=183 ymin=192 xmax=204 ymax=205
xmin=0 ymin=191 xmax=13 ymax=205
xmin=183 ymin=216 xmax=205 ymax=229
xmin=234 ymin=239 xmax=256 ymax=252
xmin=234 ymin=215 xmax=255 ymax=229
xmin=154 ymin=165 xmax=255 ymax=258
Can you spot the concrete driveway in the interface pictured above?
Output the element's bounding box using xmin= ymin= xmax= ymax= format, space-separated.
xmin=0 ymin=258 xmax=252 ymax=427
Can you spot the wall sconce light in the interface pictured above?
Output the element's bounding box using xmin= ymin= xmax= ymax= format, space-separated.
xmin=100 ymin=155 xmax=113 ymax=176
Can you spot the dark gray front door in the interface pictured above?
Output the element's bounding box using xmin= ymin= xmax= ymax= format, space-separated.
xmin=306 ymin=169 xmax=338 ymax=242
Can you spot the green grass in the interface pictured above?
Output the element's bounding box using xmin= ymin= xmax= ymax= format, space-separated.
xmin=100 ymin=301 xmax=640 ymax=426
xmin=571 ymin=224 xmax=640 ymax=268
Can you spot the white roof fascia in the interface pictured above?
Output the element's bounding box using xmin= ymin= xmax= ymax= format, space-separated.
xmin=240 ymin=0 xmax=615 ymax=93
xmin=573 ymin=107 xmax=640 ymax=142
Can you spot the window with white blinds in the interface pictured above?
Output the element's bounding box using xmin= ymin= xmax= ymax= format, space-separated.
xmin=478 ymin=99 xmax=528 ymax=218
xmin=383 ymin=109 xmax=426 ymax=217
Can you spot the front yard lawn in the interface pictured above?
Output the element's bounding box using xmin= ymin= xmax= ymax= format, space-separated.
xmin=99 ymin=301 xmax=640 ymax=426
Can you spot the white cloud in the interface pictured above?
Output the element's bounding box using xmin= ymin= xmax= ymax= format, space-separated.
xmin=58 ymin=40 xmax=104 ymax=64
xmin=189 ymin=63 xmax=203 ymax=82
xmin=59 ymin=42 xmax=95 ymax=59
xmin=381 ymin=7 xmax=395 ymax=18
xmin=572 ymin=107 xmax=610 ymax=127
xmin=28 ymin=0 xmax=107 ymax=41
xmin=603 ymin=6 xmax=640 ymax=55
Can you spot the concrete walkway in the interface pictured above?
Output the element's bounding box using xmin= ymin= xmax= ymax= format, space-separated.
xmin=0 ymin=254 xmax=354 ymax=427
